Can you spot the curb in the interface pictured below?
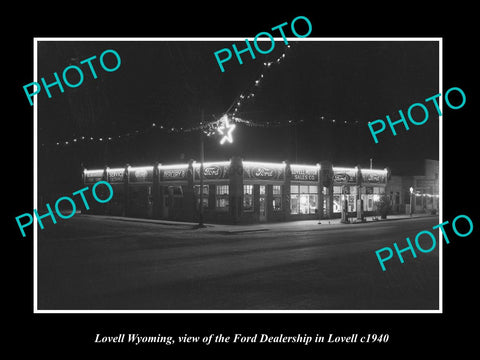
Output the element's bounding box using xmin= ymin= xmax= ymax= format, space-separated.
xmin=79 ymin=213 xmax=437 ymax=231
xmin=344 ymin=214 xmax=438 ymax=225
xmin=80 ymin=214 xmax=215 ymax=228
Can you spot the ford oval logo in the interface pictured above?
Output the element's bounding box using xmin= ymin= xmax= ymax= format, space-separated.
xmin=204 ymin=166 xmax=220 ymax=177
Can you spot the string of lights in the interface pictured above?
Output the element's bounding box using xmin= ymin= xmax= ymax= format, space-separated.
xmin=42 ymin=43 xmax=361 ymax=149
xmin=42 ymin=117 xmax=283 ymax=148
xmin=45 ymin=43 xmax=295 ymax=148
xmin=228 ymin=43 xmax=293 ymax=118
xmin=44 ymin=115 xmax=363 ymax=148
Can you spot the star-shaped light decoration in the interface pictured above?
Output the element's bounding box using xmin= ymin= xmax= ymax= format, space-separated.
xmin=217 ymin=115 xmax=236 ymax=145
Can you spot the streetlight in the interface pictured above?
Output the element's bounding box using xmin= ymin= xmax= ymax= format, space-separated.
xmin=409 ymin=186 xmax=414 ymax=217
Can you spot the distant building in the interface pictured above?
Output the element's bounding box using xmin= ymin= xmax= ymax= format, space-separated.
xmin=386 ymin=159 xmax=439 ymax=214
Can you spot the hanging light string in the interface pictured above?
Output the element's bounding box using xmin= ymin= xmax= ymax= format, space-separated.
xmin=189 ymin=42 xmax=295 ymax=137
xmin=46 ymin=43 xmax=295 ymax=148
xmin=44 ymin=43 xmax=359 ymax=149
xmin=45 ymin=114 xmax=362 ymax=148
xmin=228 ymin=43 xmax=292 ymax=118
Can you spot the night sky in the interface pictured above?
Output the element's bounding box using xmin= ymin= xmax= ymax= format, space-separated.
xmin=37 ymin=40 xmax=439 ymax=194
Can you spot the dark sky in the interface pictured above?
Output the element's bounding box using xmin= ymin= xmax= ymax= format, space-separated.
xmin=37 ymin=40 xmax=439 ymax=190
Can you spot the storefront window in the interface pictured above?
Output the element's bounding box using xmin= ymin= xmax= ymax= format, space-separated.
xmin=243 ymin=185 xmax=253 ymax=211
xmin=322 ymin=187 xmax=328 ymax=214
xmin=216 ymin=185 xmax=229 ymax=210
xmin=273 ymin=185 xmax=282 ymax=211
xmin=309 ymin=194 xmax=318 ymax=213
xmin=259 ymin=185 xmax=266 ymax=195
xmin=333 ymin=195 xmax=341 ymax=213
xmin=362 ymin=187 xmax=384 ymax=212
xmin=333 ymin=187 xmax=343 ymax=213
xmin=290 ymin=185 xmax=318 ymax=215
xmin=194 ymin=185 xmax=209 ymax=209
xmin=332 ymin=186 xmax=359 ymax=212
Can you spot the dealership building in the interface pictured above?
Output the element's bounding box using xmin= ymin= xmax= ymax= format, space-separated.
xmin=83 ymin=157 xmax=389 ymax=224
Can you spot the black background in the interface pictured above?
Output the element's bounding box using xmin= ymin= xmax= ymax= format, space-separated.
xmin=7 ymin=3 xmax=478 ymax=357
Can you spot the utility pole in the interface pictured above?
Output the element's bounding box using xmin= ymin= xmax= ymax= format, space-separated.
xmin=198 ymin=109 xmax=206 ymax=228
xmin=295 ymin=121 xmax=298 ymax=163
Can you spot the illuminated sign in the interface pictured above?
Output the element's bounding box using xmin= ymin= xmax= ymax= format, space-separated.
xmin=108 ymin=168 xmax=125 ymax=183
xmin=129 ymin=167 xmax=153 ymax=183
xmin=243 ymin=163 xmax=285 ymax=181
xmin=333 ymin=168 xmax=357 ymax=184
xmin=160 ymin=166 xmax=188 ymax=181
xmin=362 ymin=171 xmax=387 ymax=184
xmin=84 ymin=170 xmax=103 ymax=184
xmin=291 ymin=166 xmax=318 ymax=181
xmin=194 ymin=163 xmax=230 ymax=180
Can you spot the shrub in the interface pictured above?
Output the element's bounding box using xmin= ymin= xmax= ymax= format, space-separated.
xmin=374 ymin=194 xmax=391 ymax=219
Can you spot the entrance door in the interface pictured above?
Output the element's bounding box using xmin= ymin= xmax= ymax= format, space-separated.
xmin=259 ymin=185 xmax=267 ymax=221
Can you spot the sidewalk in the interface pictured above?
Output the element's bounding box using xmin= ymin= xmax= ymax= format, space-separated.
xmin=343 ymin=212 xmax=437 ymax=224
xmin=208 ymin=213 xmax=437 ymax=233
xmin=81 ymin=212 xmax=438 ymax=233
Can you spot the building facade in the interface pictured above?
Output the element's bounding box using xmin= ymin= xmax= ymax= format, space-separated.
xmin=83 ymin=158 xmax=389 ymax=224
xmin=385 ymin=159 xmax=439 ymax=214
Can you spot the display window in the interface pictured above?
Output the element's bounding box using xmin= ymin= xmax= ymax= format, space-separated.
xmin=333 ymin=186 xmax=360 ymax=212
xmin=273 ymin=185 xmax=282 ymax=211
xmin=333 ymin=186 xmax=345 ymax=213
xmin=362 ymin=187 xmax=383 ymax=211
xmin=216 ymin=185 xmax=229 ymax=210
xmin=290 ymin=185 xmax=318 ymax=215
xmin=243 ymin=185 xmax=253 ymax=211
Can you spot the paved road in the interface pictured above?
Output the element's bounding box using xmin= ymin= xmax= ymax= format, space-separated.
xmin=37 ymin=215 xmax=440 ymax=310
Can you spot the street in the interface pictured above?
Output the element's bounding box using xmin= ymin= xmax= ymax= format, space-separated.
xmin=37 ymin=215 xmax=440 ymax=311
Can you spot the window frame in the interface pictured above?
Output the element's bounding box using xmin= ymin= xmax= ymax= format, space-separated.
xmin=215 ymin=185 xmax=229 ymax=210
xmin=272 ymin=185 xmax=282 ymax=212
xmin=243 ymin=184 xmax=254 ymax=212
